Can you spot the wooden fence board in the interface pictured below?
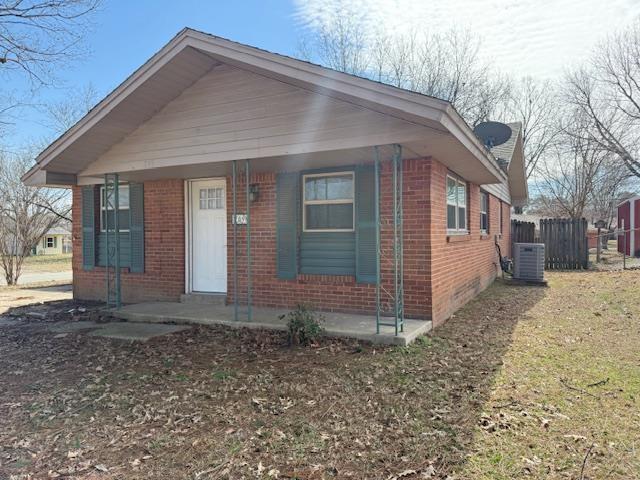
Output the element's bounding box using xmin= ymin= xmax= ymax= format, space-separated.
xmin=511 ymin=220 xmax=536 ymax=244
xmin=536 ymin=218 xmax=588 ymax=270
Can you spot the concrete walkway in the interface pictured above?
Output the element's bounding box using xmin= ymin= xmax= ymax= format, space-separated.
xmin=112 ymin=302 xmax=432 ymax=346
xmin=47 ymin=320 xmax=190 ymax=342
xmin=0 ymin=270 xmax=72 ymax=286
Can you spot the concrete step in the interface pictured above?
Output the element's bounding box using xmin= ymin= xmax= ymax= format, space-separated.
xmin=180 ymin=293 xmax=226 ymax=305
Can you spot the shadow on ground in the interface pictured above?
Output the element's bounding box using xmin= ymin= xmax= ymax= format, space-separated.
xmin=0 ymin=280 xmax=546 ymax=479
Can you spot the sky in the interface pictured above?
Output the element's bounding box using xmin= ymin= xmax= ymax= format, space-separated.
xmin=6 ymin=0 xmax=640 ymax=148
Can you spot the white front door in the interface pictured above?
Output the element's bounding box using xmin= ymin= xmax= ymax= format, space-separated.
xmin=191 ymin=179 xmax=227 ymax=293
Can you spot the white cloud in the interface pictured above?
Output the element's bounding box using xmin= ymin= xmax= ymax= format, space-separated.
xmin=293 ymin=0 xmax=640 ymax=79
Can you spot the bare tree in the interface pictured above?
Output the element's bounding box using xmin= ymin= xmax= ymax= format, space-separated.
xmin=0 ymin=0 xmax=101 ymax=130
xmin=298 ymin=25 xmax=511 ymax=127
xmin=43 ymin=82 xmax=98 ymax=134
xmin=0 ymin=0 xmax=101 ymax=83
xmin=374 ymin=28 xmax=512 ymax=127
xmin=565 ymin=17 xmax=640 ymax=178
xmin=585 ymin=159 xmax=636 ymax=228
xmin=0 ymin=152 xmax=70 ymax=285
xmin=498 ymin=77 xmax=561 ymax=178
xmin=297 ymin=15 xmax=369 ymax=77
xmin=535 ymin=115 xmax=611 ymax=219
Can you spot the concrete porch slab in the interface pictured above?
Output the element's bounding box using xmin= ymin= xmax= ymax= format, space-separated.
xmin=89 ymin=322 xmax=190 ymax=341
xmin=47 ymin=320 xmax=190 ymax=342
xmin=111 ymin=303 xmax=432 ymax=346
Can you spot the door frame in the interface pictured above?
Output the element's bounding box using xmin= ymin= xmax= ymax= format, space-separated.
xmin=184 ymin=177 xmax=227 ymax=294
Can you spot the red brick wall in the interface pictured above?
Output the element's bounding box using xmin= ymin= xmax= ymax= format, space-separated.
xmin=226 ymin=158 xmax=432 ymax=319
xmin=72 ymin=159 xmax=512 ymax=326
xmin=427 ymin=159 xmax=511 ymax=326
xmin=72 ymin=179 xmax=185 ymax=303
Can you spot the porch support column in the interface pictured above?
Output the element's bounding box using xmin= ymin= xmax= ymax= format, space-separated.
xmin=393 ymin=144 xmax=404 ymax=334
xmin=245 ymin=159 xmax=252 ymax=321
xmin=104 ymin=173 xmax=121 ymax=309
xmin=232 ymin=160 xmax=238 ymax=321
xmin=374 ymin=146 xmax=381 ymax=334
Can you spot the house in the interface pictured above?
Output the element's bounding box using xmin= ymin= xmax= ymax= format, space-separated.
xmin=35 ymin=227 xmax=72 ymax=255
xmin=22 ymin=28 xmax=527 ymax=337
xmin=618 ymin=196 xmax=640 ymax=257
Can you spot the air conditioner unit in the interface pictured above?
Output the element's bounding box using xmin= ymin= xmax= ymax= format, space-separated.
xmin=513 ymin=243 xmax=545 ymax=282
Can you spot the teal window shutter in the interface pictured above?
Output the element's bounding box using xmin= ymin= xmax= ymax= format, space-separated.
xmin=355 ymin=164 xmax=377 ymax=283
xmin=276 ymin=172 xmax=299 ymax=279
xmin=129 ymin=182 xmax=145 ymax=273
xmin=81 ymin=186 xmax=96 ymax=270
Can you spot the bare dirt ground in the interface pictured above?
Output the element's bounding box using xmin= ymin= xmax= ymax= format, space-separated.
xmin=0 ymin=271 xmax=638 ymax=479
xmin=0 ymin=285 xmax=72 ymax=313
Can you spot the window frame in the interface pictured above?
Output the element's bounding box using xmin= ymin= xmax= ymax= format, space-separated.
xmin=46 ymin=236 xmax=55 ymax=248
xmin=446 ymin=174 xmax=468 ymax=234
xmin=99 ymin=184 xmax=131 ymax=233
xmin=198 ymin=186 xmax=225 ymax=210
xmin=480 ymin=190 xmax=489 ymax=234
xmin=302 ymin=171 xmax=355 ymax=233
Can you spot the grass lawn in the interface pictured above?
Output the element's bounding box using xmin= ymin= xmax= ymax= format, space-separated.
xmin=0 ymin=270 xmax=638 ymax=479
xmin=21 ymin=253 xmax=72 ymax=273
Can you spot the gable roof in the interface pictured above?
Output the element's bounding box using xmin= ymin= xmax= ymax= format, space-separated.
xmin=489 ymin=122 xmax=522 ymax=165
xmin=490 ymin=122 xmax=527 ymax=207
xmin=45 ymin=226 xmax=71 ymax=236
xmin=23 ymin=27 xmax=511 ymax=189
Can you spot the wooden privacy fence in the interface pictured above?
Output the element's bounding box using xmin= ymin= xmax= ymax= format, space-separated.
xmin=511 ymin=220 xmax=536 ymax=244
xmin=539 ymin=218 xmax=588 ymax=270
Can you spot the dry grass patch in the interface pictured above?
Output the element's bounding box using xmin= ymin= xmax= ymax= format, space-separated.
xmin=22 ymin=254 xmax=72 ymax=273
xmin=461 ymin=271 xmax=640 ymax=479
xmin=0 ymin=271 xmax=638 ymax=479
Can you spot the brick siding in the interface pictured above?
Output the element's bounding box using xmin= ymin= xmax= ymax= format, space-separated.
xmin=72 ymin=179 xmax=185 ymax=303
xmin=226 ymin=158 xmax=432 ymax=319
xmin=427 ymin=159 xmax=510 ymax=326
xmin=72 ymin=158 xmax=511 ymax=326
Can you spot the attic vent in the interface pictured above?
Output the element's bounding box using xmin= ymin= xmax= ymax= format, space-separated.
xmin=474 ymin=121 xmax=512 ymax=148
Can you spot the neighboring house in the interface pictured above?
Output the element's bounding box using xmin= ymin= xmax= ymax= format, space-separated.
xmin=22 ymin=28 xmax=527 ymax=329
xmin=35 ymin=227 xmax=72 ymax=255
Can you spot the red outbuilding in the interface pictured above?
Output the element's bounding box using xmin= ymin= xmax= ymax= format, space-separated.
xmin=618 ymin=196 xmax=640 ymax=257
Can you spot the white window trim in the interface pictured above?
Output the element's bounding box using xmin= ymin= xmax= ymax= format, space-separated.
xmin=99 ymin=184 xmax=130 ymax=233
xmin=446 ymin=174 xmax=468 ymax=235
xmin=302 ymin=171 xmax=355 ymax=233
xmin=46 ymin=236 xmax=55 ymax=248
xmin=480 ymin=190 xmax=489 ymax=234
xmin=198 ymin=186 xmax=224 ymax=210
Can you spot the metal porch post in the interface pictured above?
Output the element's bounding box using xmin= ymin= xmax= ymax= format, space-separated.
xmin=105 ymin=173 xmax=121 ymax=309
xmin=374 ymin=146 xmax=381 ymax=334
xmin=232 ymin=160 xmax=238 ymax=321
xmin=245 ymin=159 xmax=252 ymax=321
xmin=392 ymin=147 xmax=399 ymax=335
xmin=396 ymin=144 xmax=404 ymax=333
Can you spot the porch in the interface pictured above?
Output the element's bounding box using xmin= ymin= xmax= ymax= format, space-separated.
xmin=111 ymin=302 xmax=432 ymax=346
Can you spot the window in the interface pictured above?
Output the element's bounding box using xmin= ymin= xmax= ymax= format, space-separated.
xmin=303 ymin=172 xmax=354 ymax=232
xmin=480 ymin=191 xmax=489 ymax=234
xmin=100 ymin=184 xmax=130 ymax=232
xmin=46 ymin=236 xmax=55 ymax=248
xmin=446 ymin=175 xmax=467 ymax=233
xmin=199 ymin=187 xmax=224 ymax=209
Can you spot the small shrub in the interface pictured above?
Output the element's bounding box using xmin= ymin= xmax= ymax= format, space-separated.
xmin=281 ymin=304 xmax=325 ymax=346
